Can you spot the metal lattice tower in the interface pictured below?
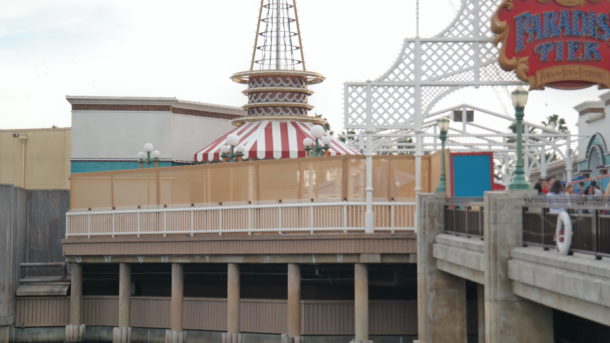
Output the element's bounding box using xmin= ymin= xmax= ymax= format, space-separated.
xmin=231 ymin=0 xmax=325 ymax=124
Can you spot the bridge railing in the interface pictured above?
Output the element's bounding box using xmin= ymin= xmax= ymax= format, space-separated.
xmin=523 ymin=195 xmax=610 ymax=258
xmin=444 ymin=198 xmax=484 ymax=238
xmin=66 ymin=201 xmax=416 ymax=238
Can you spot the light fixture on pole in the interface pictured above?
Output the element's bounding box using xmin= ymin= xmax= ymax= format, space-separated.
xmin=221 ymin=133 xmax=245 ymax=162
xmin=435 ymin=117 xmax=450 ymax=193
xmin=509 ymin=86 xmax=530 ymax=190
xmin=303 ymin=125 xmax=330 ymax=157
xmin=137 ymin=143 xmax=161 ymax=168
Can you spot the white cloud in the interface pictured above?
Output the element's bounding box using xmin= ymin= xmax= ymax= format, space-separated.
xmin=0 ymin=0 xmax=602 ymax=136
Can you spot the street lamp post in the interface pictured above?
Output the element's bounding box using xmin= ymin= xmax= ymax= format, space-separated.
xmin=435 ymin=117 xmax=450 ymax=194
xmin=137 ymin=143 xmax=161 ymax=168
xmin=221 ymin=133 xmax=245 ymax=162
xmin=509 ymin=86 xmax=530 ymax=190
xmin=303 ymin=125 xmax=331 ymax=157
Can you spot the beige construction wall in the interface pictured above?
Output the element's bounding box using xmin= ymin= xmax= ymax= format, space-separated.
xmin=0 ymin=128 xmax=70 ymax=190
xmin=70 ymin=155 xmax=433 ymax=210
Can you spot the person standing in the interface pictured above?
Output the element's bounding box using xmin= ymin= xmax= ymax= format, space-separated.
xmin=534 ymin=181 xmax=543 ymax=195
xmin=590 ymin=181 xmax=603 ymax=196
xmin=546 ymin=179 xmax=565 ymax=214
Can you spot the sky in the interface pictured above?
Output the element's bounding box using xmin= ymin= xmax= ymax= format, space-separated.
xmin=0 ymin=0 xmax=606 ymax=134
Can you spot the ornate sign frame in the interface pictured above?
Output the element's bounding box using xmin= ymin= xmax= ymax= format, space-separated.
xmin=492 ymin=0 xmax=610 ymax=89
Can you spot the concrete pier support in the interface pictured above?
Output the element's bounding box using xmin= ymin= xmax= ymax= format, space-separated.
xmin=283 ymin=263 xmax=301 ymax=343
xmin=484 ymin=191 xmax=552 ymax=343
xmin=477 ymin=285 xmax=485 ymax=343
xmin=113 ymin=263 xmax=131 ymax=343
xmin=417 ymin=193 xmax=467 ymax=343
xmin=166 ymin=263 xmax=186 ymax=343
xmin=352 ymin=263 xmax=370 ymax=343
xmin=66 ymin=263 xmax=85 ymax=342
xmin=223 ymin=263 xmax=242 ymax=343
xmin=0 ymin=326 xmax=9 ymax=343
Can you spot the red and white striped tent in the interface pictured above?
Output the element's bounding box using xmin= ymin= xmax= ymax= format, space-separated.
xmin=194 ymin=120 xmax=359 ymax=162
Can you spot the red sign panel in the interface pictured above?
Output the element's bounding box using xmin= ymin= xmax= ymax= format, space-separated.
xmin=492 ymin=0 xmax=610 ymax=89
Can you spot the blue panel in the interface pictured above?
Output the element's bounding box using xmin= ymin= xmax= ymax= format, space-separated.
xmin=71 ymin=161 xmax=173 ymax=173
xmin=452 ymin=154 xmax=492 ymax=198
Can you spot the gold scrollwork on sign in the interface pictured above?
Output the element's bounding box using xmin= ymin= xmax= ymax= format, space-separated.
xmin=492 ymin=1 xmax=533 ymax=85
xmin=537 ymin=0 xmax=601 ymax=6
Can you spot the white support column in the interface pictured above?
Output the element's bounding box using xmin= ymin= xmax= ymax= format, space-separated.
xmin=540 ymin=145 xmax=548 ymax=179
xmin=365 ymin=132 xmax=374 ymax=233
xmin=166 ymin=263 xmax=186 ymax=343
xmin=353 ymin=264 xmax=370 ymax=343
xmin=283 ymin=264 xmax=301 ymax=343
xmin=66 ymin=263 xmax=85 ymax=342
xmin=502 ymin=157 xmax=511 ymax=186
xmin=113 ymin=263 xmax=131 ymax=343
xmin=364 ymin=81 xmax=374 ymax=234
xmin=223 ymin=263 xmax=242 ymax=343
xmin=565 ymin=138 xmax=573 ymax=181
xmin=413 ymin=33 xmax=423 ymax=194
xmin=415 ymin=137 xmax=423 ymax=193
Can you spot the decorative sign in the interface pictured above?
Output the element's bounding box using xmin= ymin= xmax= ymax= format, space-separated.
xmin=492 ymin=0 xmax=610 ymax=89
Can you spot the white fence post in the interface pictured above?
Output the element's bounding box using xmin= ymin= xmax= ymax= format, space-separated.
xmin=278 ymin=206 xmax=283 ymax=234
xmin=309 ymin=204 xmax=314 ymax=234
xmin=219 ymin=209 xmax=223 ymax=236
xmin=163 ymin=211 xmax=167 ymax=237
xmin=342 ymin=202 xmax=348 ymax=233
xmin=190 ymin=210 xmax=195 ymax=237
xmin=391 ymin=201 xmax=396 ymax=234
xmin=248 ymin=208 xmax=253 ymax=235
xmin=137 ymin=212 xmax=141 ymax=238
xmin=65 ymin=215 xmax=70 ymax=239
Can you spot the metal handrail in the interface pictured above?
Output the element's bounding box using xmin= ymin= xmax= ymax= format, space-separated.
xmin=445 ymin=197 xmax=484 ymax=206
xmin=66 ymin=201 xmax=417 ymax=238
xmin=522 ymin=203 xmax=610 ymax=258
xmin=444 ymin=203 xmax=484 ymax=238
xmin=68 ymin=201 xmax=410 ymax=216
xmin=524 ymin=195 xmax=610 ymax=210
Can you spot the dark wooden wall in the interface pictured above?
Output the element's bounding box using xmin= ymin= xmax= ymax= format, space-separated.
xmin=25 ymin=190 xmax=69 ymax=263
xmin=0 ymin=184 xmax=27 ymax=325
xmin=0 ymin=184 xmax=69 ymax=326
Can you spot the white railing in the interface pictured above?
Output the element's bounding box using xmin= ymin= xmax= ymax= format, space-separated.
xmin=65 ymin=201 xmax=416 ymax=238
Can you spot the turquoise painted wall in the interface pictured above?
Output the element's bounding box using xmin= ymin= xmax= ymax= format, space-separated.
xmin=451 ymin=153 xmax=493 ymax=198
xmin=71 ymin=161 xmax=174 ymax=173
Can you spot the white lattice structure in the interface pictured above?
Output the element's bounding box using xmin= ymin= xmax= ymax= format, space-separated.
xmin=344 ymin=104 xmax=577 ymax=186
xmin=343 ymin=0 xmax=576 ymax=189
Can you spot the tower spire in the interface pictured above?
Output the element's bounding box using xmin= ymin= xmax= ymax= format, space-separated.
xmin=232 ymin=0 xmax=324 ymax=123
xmin=248 ymin=0 xmax=307 ymax=71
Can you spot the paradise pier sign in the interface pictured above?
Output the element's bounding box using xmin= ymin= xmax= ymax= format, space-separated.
xmin=492 ymin=0 xmax=610 ymax=89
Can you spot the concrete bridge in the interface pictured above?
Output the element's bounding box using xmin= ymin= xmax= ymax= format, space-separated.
xmin=417 ymin=191 xmax=610 ymax=342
